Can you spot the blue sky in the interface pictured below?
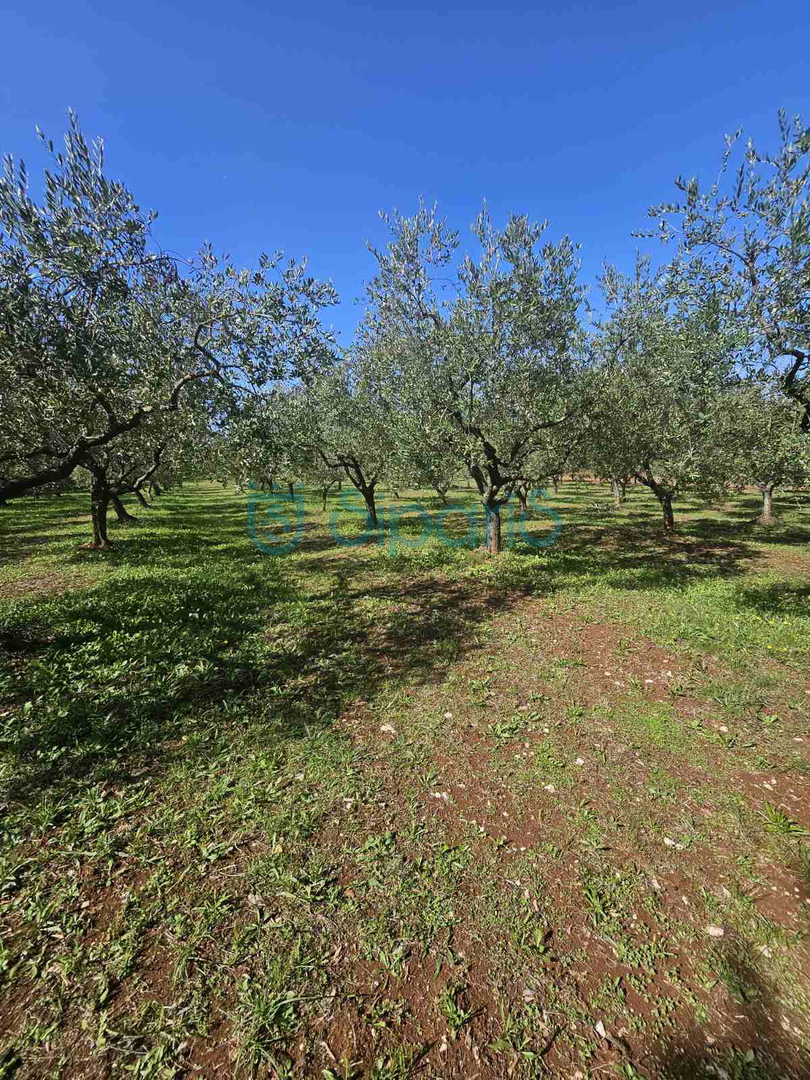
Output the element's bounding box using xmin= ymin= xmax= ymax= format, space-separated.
xmin=2 ymin=0 xmax=808 ymax=341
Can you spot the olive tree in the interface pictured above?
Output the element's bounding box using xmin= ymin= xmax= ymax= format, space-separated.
xmin=362 ymin=202 xmax=588 ymax=553
xmin=289 ymin=364 xmax=398 ymax=528
xmin=640 ymin=111 xmax=810 ymax=426
xmin=591 ymin=261 xmax=740 ymax=531
xmin=388 ymin=431 xmax=459 ymax=504
xmin=217 ymin=392 xmax=300 ymax=497
xmin=721 ymin=384 xmax=810 ymax=523
xmin=512 ymin=423 xmax=580 ymax=513
xmin=0 ymin=114 xmax=337 ymax=537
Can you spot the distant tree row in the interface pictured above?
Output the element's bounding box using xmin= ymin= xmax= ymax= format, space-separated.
xmin=1 ymin=111 xmax=808 ymax=550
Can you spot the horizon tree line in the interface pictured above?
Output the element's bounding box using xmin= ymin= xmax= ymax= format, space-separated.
xmin=1 ymin=111 xmax=808 ymax=549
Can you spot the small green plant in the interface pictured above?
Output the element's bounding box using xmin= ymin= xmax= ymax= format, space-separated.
xmin=437 ymin=985 xmax=478 ymax=1038
xmin=534 ymin=740 xmax=564 ymax=771
xmin=798 ymin=845 xmax=810 ymax=890
xmin=510 ymin=913 xmax=552 ymax=956
xmin=368 ymin=1045 xmax=425 ymax=1079
xmin=759 ymin=802 xmax=810 ymax=838
xmin=488 ymin=1000 xmax=543 ymax=1060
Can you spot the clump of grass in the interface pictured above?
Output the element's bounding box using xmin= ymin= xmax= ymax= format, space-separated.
xmin=759 ymin=802 xmax=810 ymax=839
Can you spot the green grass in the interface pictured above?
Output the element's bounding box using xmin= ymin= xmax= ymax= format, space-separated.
xmin=1 ymin=480 xmax=810 ymax=1078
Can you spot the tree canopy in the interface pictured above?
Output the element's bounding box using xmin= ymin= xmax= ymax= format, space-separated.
xmin=3 ymin=113 xmax=810 ymax=549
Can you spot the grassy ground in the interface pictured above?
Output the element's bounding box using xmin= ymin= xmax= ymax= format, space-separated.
xmin=1 ymin=479 xmax=809 ymax=1080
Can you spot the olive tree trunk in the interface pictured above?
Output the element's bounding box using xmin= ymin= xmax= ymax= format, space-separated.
xmin=322 ymin=478 xmax=339 ymax=512
xmin=360 ymin=483 xmax=378 ymax=529
xmin=660 ymin=492 xmax=675 ymax=531
xmin=610 ymin=477 xmax=627 ymax=509
xmin=112 ymin=494 xmax=137 ymax=524
xmin=484 ymin=504 xmax=502 ymax=554
xmin=635 ymin=470 xmax=675 ymax=532
xmin=87 ymin=474 xmax=112 ymax=549
xmin=757 ymin=483 xmax=778 ymax=525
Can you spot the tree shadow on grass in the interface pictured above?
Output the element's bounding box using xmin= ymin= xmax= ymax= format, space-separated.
xmin=0 ymin=487 xmax=804 ymax=814
xmin=732 ymin=581 xmax=810 ymax=619
xmin=0 ymin=554 xmax=530 ymax=810
xmin=520 ymin=527 xmax=764 ymax=591
xmin=653 ymin=936 xmax=810 ymax=1079
xmin=685 ymin=502 xmax=810 ymax=549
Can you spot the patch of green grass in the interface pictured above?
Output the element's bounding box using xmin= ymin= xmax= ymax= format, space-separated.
xmin=1 ymin=482 xmax=810 ymax=1077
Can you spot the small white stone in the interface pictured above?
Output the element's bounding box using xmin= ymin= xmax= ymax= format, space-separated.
xmin=707 ymin=926 xmax=725 ymax=938
xmin=379 ymin=723 xmax=397 ymax=735
xmin=575 ymin=757 xmax=585 ymax=766
xmin=444 ymin=712 xmax=453 ymax=719
xmin=543 ymin=784 xmax=556 ymax=793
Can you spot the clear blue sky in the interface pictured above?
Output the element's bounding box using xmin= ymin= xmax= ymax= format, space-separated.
xmin=2 ymin=0 xmax=808 ymax=341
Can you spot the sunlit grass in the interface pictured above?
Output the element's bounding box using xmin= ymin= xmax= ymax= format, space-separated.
xmin=1 ymin=480 xmax=809 ymax=1077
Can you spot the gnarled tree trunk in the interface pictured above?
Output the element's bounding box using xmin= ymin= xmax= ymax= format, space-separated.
xmin=86 ymin=471 xmax=112 ymax=549
xmin=635 ymin=469 xmax=676 ymax=532
xmin=359 ymin=482 xmax=378 ymax=529
xmin=112 ymin=494 xmax=137 ymax=524
xmin=322 ymin=478 xmax=339 ymax=512
xmin=660 ymin=492 xmax=675 ymax=532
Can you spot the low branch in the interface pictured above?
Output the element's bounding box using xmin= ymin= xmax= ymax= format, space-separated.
xmin=0 ymin=406 xmax=151 ymax=502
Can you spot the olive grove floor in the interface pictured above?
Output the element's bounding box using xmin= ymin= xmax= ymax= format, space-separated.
xmin=1 ymin=481 xmax=809 ymax=1079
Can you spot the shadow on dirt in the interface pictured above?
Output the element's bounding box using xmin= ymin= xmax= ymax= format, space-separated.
xmin=654 ymin=936 xmax=809 ymax=1078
